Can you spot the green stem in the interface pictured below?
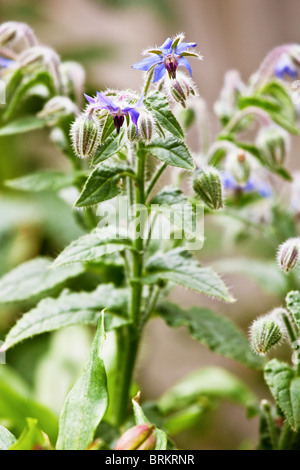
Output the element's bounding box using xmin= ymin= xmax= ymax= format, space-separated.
xmin=279 ymin=421 xmax=294 ymax=450
xmin=146 ymin=162 xmax=167 ymax=201
xmin=261 ymin=400 xmax=278 ymax=450
xmin=143 ymin=68 xmax=155 ymax=97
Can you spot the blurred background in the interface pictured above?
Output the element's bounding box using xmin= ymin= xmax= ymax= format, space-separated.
xmin=1 ymin=0 xmax=300 ymax=449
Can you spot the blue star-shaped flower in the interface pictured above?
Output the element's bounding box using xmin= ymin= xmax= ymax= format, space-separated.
xmin=84 ymin=92 xmax=144 ymax=134
xmin=132 ymin=35 xmax=202 ymax=83
xmin=222 ymin=171 xmax=272 ymax=198
xmin=275 ymin=54 xmax=298 ymax=79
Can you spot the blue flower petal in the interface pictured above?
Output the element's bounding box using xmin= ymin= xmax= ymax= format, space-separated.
xmin=126 ymin=108 xmax=140 ymax=127
xmin=175 ymin=42 xmax=197 ymax=55
xmin=275 ymin=55 xmax=298 ymax=79
xmin=221 ymin=171 xmax=237 ymax=190
xmin=135 ymin=93 xmax=144 ymax=108
xmin=178 ymin=56 xmax=193 ymax=76
xmin=153 ymin=61 xmax=166 ymax=82
xmin=160 ymin=38 xmax=173 ymax=54
xmin=96 ymin=92 xmax=118 ymax=112
xmin=84 ymin=93 xmax=96 ymax=105
xmin=132 ymin=55 xmax=162 ymax=71
xmin=0 ymin=57 xmax=13 ymax=68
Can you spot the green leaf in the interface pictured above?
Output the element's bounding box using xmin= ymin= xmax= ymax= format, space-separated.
xmin=75 ymin=162 xmax=132 ymax=207
xmin=144 ymin=248 xmax=234 ymax=303
xmin=1 ymin=284 xmax=129 ymax=351
xmin=92 ymin=130 xmax=125 ymax=164
xmin=157 ymin=302 xmax=264 ymax=369
xmin=150 ymin=187 xmax=203 ymax=243
xmin=214 ymin=258 xmax=288 ymax=297
xmin=0 ymin=425 xmax=16 ymax=450
xmin=53 ymin=228 xmax=134 ymax=267
xmin=56 ymin=314 xmax=108 ymax=450
xmin=0 ymin=257 xmax=85 ymax=305
xmin=145 ymin=91 xmax=184 ymax=140
xmin=132 ymin=398 xmax=168 ymax=450
xmin=0 ymin=366 xmax=58 ymax=443
xmin=5 ymin=171 xmax=81 ymax=193
xmin=158 ymin=367 xmax=257 ymax=414
xmin=286 ymin=290 xmax=300 ymax=331
xmin=163 ymin=404 xmax=208 ymax=436
xmin=0 ymin=116 xmax=47 ymax=136
xmin=264 ymin=359 xmax=300 ymax=431
xmin=144 ymin=137 xmax=195 ymax=170
xmin=9 ymin=418 xmax=48 ymax=450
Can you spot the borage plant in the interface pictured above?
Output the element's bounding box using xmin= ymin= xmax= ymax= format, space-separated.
xmin=1 ymin=22 xmax=300 ymax=450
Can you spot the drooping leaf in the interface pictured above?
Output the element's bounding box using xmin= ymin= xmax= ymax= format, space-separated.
xmin=0 ymin=366 xmax=58 ymax=443
xmin=1 ymin=284 xmax=129 ymax=352
xmin=75 ymin=162 xmax=133 ymax=207
xmin=144 ymin=248 xmax=234 ymax=303
xmin=5 ymin=171 xmax=82 ymax=193
xmin=0 ymin=257 xmax=85 ymax=305
xmin=158 ymin=367 xmax=257 ymax=414
xmin=52 ymin=228 xmax=134 ymax=267
xmin=144 ymin=137 xmax=195 ymax=170
xmin=264 ymin=359 xmax=300 ymax=431
xmin=56 ymin=314 xmax=108 ymax=450
xmin=92 ymin=129 xmax=125 ymax=164
xmin=132 ymin=397 xmax=168 ymax=450
xmin=150 ymin=187 xmax=203 ymax=243
xmin=157 ymin=302 xmax=264 ymax=369
xmin=0 ymin=116 xmax=47 ymax=136
xmin=9 ymin=418 xmax=49 ymax=450
xmin=145 ymin=91 xmax=184 ymax=140
xmin=214 ymin=258 xmax=288 ymax=297
xmin=0 ymin=425 xmax=16 ymax=450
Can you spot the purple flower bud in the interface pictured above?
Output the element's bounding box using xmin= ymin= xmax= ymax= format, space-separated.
xmin=275 ymin=53 xmax=298 ymax=79
xmin=277 ymin=238 xmax=300 ymax=274
xmin=114 ymin=424 xmax=156 ymax=450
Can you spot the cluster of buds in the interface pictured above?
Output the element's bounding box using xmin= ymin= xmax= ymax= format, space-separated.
xmin=193 ymin=167 xmax=224 ymax=210
xmin=114 ymin=424 xmax=156 ymax=450
xmin=256 ymin=125 xmax=290 ymax=167
xmin=277 ymin=238 xmax=300 ymax=274
xmin=250 ymin=309 xmax=285 ymax=356
xmin=225 ymin=148 xmax=251 ymax=185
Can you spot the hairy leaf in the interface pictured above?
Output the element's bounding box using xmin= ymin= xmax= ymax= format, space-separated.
xmin=157 ymin=302 xmax=264 ymax=369
xmin=145 ymin=92 xmax=184 ymax=140
xmin=264 ymin=359 xmax=300 ymax=431
xmin=92 ymin=130 xmax=125 ymax=164
xmin=144 ymin=137 xmax=194 ymax=170
xmin=0 ymin=257 xmax=85 ymax=305
xmin=1 ymin=284 xmax=129 ymax=351
xmin=144 ymin=248 xmax=234 ymax=303
xmin=286 ymin=290 xmax=300 ymax=331
xmin=53 ymin=228 xmax=133 ymax=267
xmin=56 ymin=314 xmax=108 ymax=450
xmin=5 ymin=171 xmax=81 ymax=193
xmin=0 ymin=117 xmax=46 ymax=136
xmin=75 ymin=162 xmax=132 ymax=207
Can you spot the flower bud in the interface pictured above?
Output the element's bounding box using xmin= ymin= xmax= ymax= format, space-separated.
xmin=193 ymin=167 xmax=224 ymax=210
xmin=18 ymin=46 xmax=62 ymax=91
xmin=60 ymin=61 xmax=86 ymax=105
xmin=226 ymin=148 xmax=251 ymax=185
xmin=38 ymin=96 xmax=78 ymax=125
xmin=138 ymin=111 xmax=155 ymax=142
xmin=114 ymin=424 xmax=156 ymax=450
xmin=0 ymin=21 xmax=37 ymax=49
xmin=71 ymin=114 xmax=101 ymax=159
xmin=250 ymin=314 xmax=283 ymax=356
xmin=256 ymin=125 xmax=290 ymax=167
xmin=277 ymin=238 xmax=300 ymax=273
xmin=127 ymin=122 xmax=139 ymax=142
xmin=168 ymin=72 xmax=197 ymax=107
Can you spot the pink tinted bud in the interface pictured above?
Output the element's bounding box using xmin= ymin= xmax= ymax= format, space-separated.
xmin=114 ymin=424 xmax=156 ymax=450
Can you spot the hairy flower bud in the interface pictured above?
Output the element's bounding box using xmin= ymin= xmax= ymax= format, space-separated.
xmin=114 ymin=424 xmax=156 ymax=450
xmin=38 ymin=96 xmax=78 ymax=125
xmin=139 ymin=111 xmax=155 ymax=142
xmin=60 ymin=61 xmax=86 ymax=106
xmin=0 ymin=21 xmax=37 ymax=49
xmin=127 ymin=122 xmax=139 ymax=142
xmin=256 ymin=125 xmax=290 ymax=167
xmin=167 ymin=72 xmax=196 ymax=107
xmin=193 ymin=167 xmax=224 ymax=210
xmin=277 ymin=238 xmax=300 ymax=273
xmin=226 ymin=148 xmax=251 ymax=185
xmin=71 ymin=114 xmax=101 ymax=159
xmin=18 ymin=46 xmax=62 ymax=91
xmin=250 ymin=314 xmax=283 ymax=356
